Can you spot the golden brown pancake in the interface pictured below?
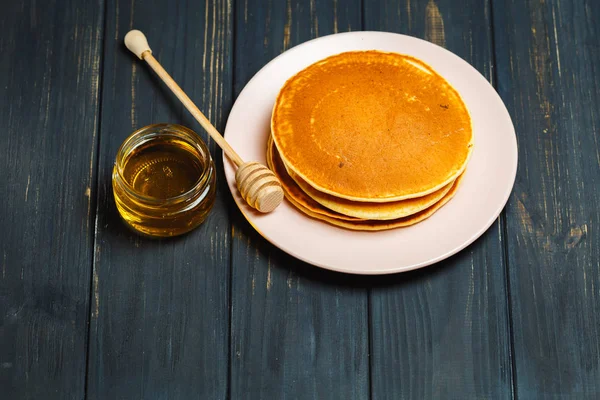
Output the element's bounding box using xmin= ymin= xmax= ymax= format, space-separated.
xmin=287 ymin=173 xmax=465 ymax=231
xmin=266 ymin=136 xmax=363 ymax=222
xmin=272 ymin=51 xmax=473 ymax=202
xmin=266 ymin=134 xmax=465 ymax=230
xmin=286 ymin=163 xmax=454 ymax=220
xmin=269 ymin=136 xmax=454 ymax=220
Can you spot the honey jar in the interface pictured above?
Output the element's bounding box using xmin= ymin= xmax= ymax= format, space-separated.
xmin=112 ymin=123 xmax=216 ymax=237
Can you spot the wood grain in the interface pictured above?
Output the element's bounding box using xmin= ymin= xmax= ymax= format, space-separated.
xmin=0 ymin=0 xmax=104 ymax=398
xmin=493 ymin=0 xmax=600 ymax=397
xmin=1 ymin=0 xmax=597 ymax=398
xmin=230 ymin=0 xmax=369 ymax=399
xmin=364 ymin=1 xmax=514 ymax=398
xmin=86 ymin=0 xmax=232 ymax=398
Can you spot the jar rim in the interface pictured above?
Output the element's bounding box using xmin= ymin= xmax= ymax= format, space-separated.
xmin=114 ymin=123 xmax=214 ymax=205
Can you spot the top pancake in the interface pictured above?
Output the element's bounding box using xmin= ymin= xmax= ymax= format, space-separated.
xmin=271 ymin=51 xmax=473 ymax=202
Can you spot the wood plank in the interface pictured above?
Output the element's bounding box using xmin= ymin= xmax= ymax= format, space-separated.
xmin=230 ymin=1 xmax=369 ymax=399
xmin=363 ymin=1 xmax=514 ymax=398
xmin=493 ymin=0 xmax=600 ymax=397
xmin=0 ymin=0 xmax=104 ymax=398
xmin=86 ymin=0 xmax=232 ymax=398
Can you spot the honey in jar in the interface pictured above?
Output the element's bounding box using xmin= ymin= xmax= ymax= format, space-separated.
xmin=112 ymin=123 xmax=216 ymax=237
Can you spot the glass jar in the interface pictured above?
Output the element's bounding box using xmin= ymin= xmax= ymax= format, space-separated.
xmin=112 ymin=123 xmax=216 ymax=237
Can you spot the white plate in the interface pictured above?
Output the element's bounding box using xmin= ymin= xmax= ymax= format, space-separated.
xmin=223 ymin=31 xmax=517 ymax=275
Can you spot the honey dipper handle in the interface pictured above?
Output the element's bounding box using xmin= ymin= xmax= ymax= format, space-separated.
xmin=124 ymin=30 xmax=244 ymax=167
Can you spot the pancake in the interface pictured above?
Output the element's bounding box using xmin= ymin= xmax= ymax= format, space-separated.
xmin=286 ymin=173 xmax=465 ymax=231
xmin=270 ymin=137 xmax=455 ymax=220
xmin=271 ymin=50 xmax=473 ymax=202
xmin=266 ymin=136 xmax=363 ymax=222
xmin=266 ymin=134 xmax=465 ymax=230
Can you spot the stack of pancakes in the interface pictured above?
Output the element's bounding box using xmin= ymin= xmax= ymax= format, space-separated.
xmin=268 ymin=51 xmax=473 ymax=231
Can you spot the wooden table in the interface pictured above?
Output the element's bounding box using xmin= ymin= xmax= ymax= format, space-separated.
xmin=1 ymin=0 xmax=599 ymax=398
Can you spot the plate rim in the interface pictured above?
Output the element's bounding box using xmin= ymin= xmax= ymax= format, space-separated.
xmin=223 ymin=31 xmax=518 ymax=275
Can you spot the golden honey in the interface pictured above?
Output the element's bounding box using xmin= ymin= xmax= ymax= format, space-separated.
xmin=112 ymin=124 xmax=216 ymax=237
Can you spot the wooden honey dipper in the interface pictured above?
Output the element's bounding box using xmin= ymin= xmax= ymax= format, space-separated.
xmin=124 ymin=30 xmax=283 ymax=213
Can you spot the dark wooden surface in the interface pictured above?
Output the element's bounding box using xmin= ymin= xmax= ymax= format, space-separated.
xmin=0 ymin=0 xmax=104 ymax=398
xmin=494 ymin=0 xmax=600 ymax=398
xmin=0 ymin=0 xmax=598 ymax=399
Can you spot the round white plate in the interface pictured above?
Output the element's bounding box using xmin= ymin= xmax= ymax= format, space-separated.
xmin=223 ymin=31 xmax=517 ymax=275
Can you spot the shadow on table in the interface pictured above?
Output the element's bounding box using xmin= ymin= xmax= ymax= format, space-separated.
xmin=98 ymin=144 xmax=489 ymax=291
xmin=228 ymin=202 xmax=486 ymax=290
